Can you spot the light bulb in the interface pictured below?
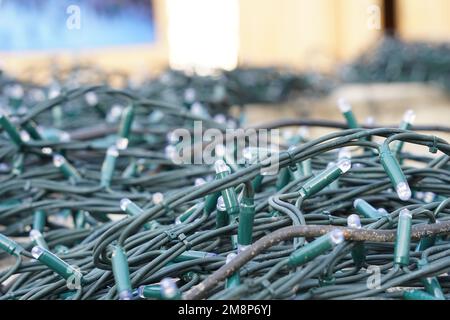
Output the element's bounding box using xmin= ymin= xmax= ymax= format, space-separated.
xmin=337 ymin=158 xmax=352 ymax=173
xmin=85 ymin=92 xmax=98 ymax=106
xmin=347 ymin=214 xmax=362 ymax=228
xmin=337 ymin=98 xmax=352 ymax=113
xmin=31 ymin=246 xmax=44 ymax=259
xmin=214 ymin=159 xmax=230 ymax=174
xmin=152 ymin=192 xmax=164 ymax=205
xmin=396 ymin=182 xmax=412 ymax=201
xmin=330 ymin=229 xmax=345 ymax=245
xmin=403 ymin=109 xmax=416 ymax=124
xmin=120 ymin=198 xmax=131 ymax=211
xmin=52 ymin=154 xmax=65 ymax=167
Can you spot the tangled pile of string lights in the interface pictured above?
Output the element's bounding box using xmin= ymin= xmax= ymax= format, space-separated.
xmin=0 ymin=68 xmax=450 ymax=300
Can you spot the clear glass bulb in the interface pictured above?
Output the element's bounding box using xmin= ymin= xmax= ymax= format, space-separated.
xmin=152 ymin=192 xmax=164 ymax=205
xmin=347 ymin=214 xmax=362 ymax=228
xmin=423 ymin=192 xmax=435 ymax=204
xmin=85 ymin=92 xmax=98 ymax=106
xmin=107 ymin=146 xmax=119 ymax=157
xmin=337 ymin=98 xmax=352 ymax=113
xmin=214 ymin=159 xmax=230 ymax=174
xmin=337 ymin=158 xmax=352 ymax=173
xmin=120 ymin=198 xmax=131 ymax=211
xmin=216 ymin=196 xmax=226 ymax=211
xmin=194 ymin=178 xmax=206 ymax=186
xmin=116 ymin=137 xmax=129 ymax=150
xmin=31 ymin=246 xmax=44 ymax=259
xmin=403 ymin=109 xmax=416 ymax=124
xmin=330 ymin=229 xmax=345 ymax=245
xmin=59 ymin=131 xmax=71 ymax=142
xmin=20 ymin=130 xmax=30 ymax=142
xmin=41 ymin=147 xmax=53 ymax=155
xmin=53 ymin=154 xmax=65 ymax=167
xmin=160 ymin=278 xmax=178 ymax=298
xmin=396 ymin=182 xmax=412 ymax=201
xmin=399 ymin=208 xmax=412 ymax=219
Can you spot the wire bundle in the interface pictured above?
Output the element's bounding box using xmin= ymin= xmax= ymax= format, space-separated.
xmin=0 ymin=74 xmax=450 ymax=300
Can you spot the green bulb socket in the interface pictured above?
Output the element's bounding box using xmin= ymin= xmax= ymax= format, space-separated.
xmin=53 ymin=154 xmax=82 ymax=182
xmin=31 ymin=246 xmax=82 ymax=282
xmin=118 ymin=104 xmax=135 ymax=139
xmin=0 ymin=112 xmax=23 ymax=147
xmin=379 ymin=145 xmax=411 ymax=201
xmin=138 ymin=285 xmax=162 ymax=299
xmin=111 ymin=245 xmax=133 ymax=300
xmin=338 ymin=98 xmax=359 ymax=129
xmin=225 ymin=253 xmax=240 ymax=289
xmin=275 ymin=168 xmax=291 ymax=190
xmin=100 ymin=146 xmax=119 ymax=188
xmin=215 ymin=160 xmax=240 ymax=216
xmin=288 ymin=229 xmax=345 ymax=267
xmin=393 ymin=209 xmax=412 ymax=266
xmin=353 ymin=199 xmax=387 ymax=220
xmin=216 ymin=196 xmax=229 ymax=228
xmin=347 ymin=214 xmax=366 ymax=268
xmin=237 ymin=199 xmax=255 ymax=248
xmin=120 ymin=198 xmax=156 ymax=230
xmin=0 ymin=233 xmax=23 ymax=256
xmin=23 ymin=121 xmax=42 ymax=140
xmin=33 ymin=210 xmax=46 ymax=232
xmin=403 ymin=290 xmax=440 ymax=300
xmin=175 ymin=204 xmax=198 ymax=224
xmin=299 ymin=159 xmax=351 ymax=198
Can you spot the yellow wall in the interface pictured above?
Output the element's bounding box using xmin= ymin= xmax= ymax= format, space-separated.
xmin=238 ymin=0 xmax=383 ymax=70
xmin=397 ymin=0 xmax=450 ymax=41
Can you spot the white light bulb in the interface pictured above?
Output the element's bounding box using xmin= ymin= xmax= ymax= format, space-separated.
xmin=216 ymin=196 xmax=226 ymax=211
xmin=330 ymin=229 xmax=345 ymax=245
xmin=31 ymin=246 xmax=44 ymax=259
xmin=337 ymin=98 xmax=352 ymax=113
xmin=107 ymin=146 xmax=119 ymax=157
xmin=116 ymin=137 xmax=129 ymax=150
xmin=52 ymin=154 xmax=65 ymax=167
xmin=214 ymin=159 xmax=230 ymax=174
xmin=160 ymin=278 xmax=178 ymax=299
xmin=120 ymin=198 xmax=131 ymax=211
xmin=403 ymin=109 xmax=416 ymax=124
xmin=347 ymin=214 xmax=362 ymax=229
xmin=152 ymin=192 xmax=164 ymax=205
xmin=337 ymin=158 xmax=352 ymax=173
xmin=85 ymin=92 xmax=98 ymax=106
xmin=399 ymin=208 xmax=412 ymax=219
xmin=396 ymin=182 xmax=412 ymax=201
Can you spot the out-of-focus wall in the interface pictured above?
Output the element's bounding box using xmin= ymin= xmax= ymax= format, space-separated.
xmin=397 ymin=0 xmax=450 ymax=41
xmin=3 ymin=0 xmax=450 ymax=80
xmin=238 ymin=0 xmax=384 ymax=70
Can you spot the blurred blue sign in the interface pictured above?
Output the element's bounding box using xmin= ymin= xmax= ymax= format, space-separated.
xmin=0 ymin=0 xmax=155 ymax=51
